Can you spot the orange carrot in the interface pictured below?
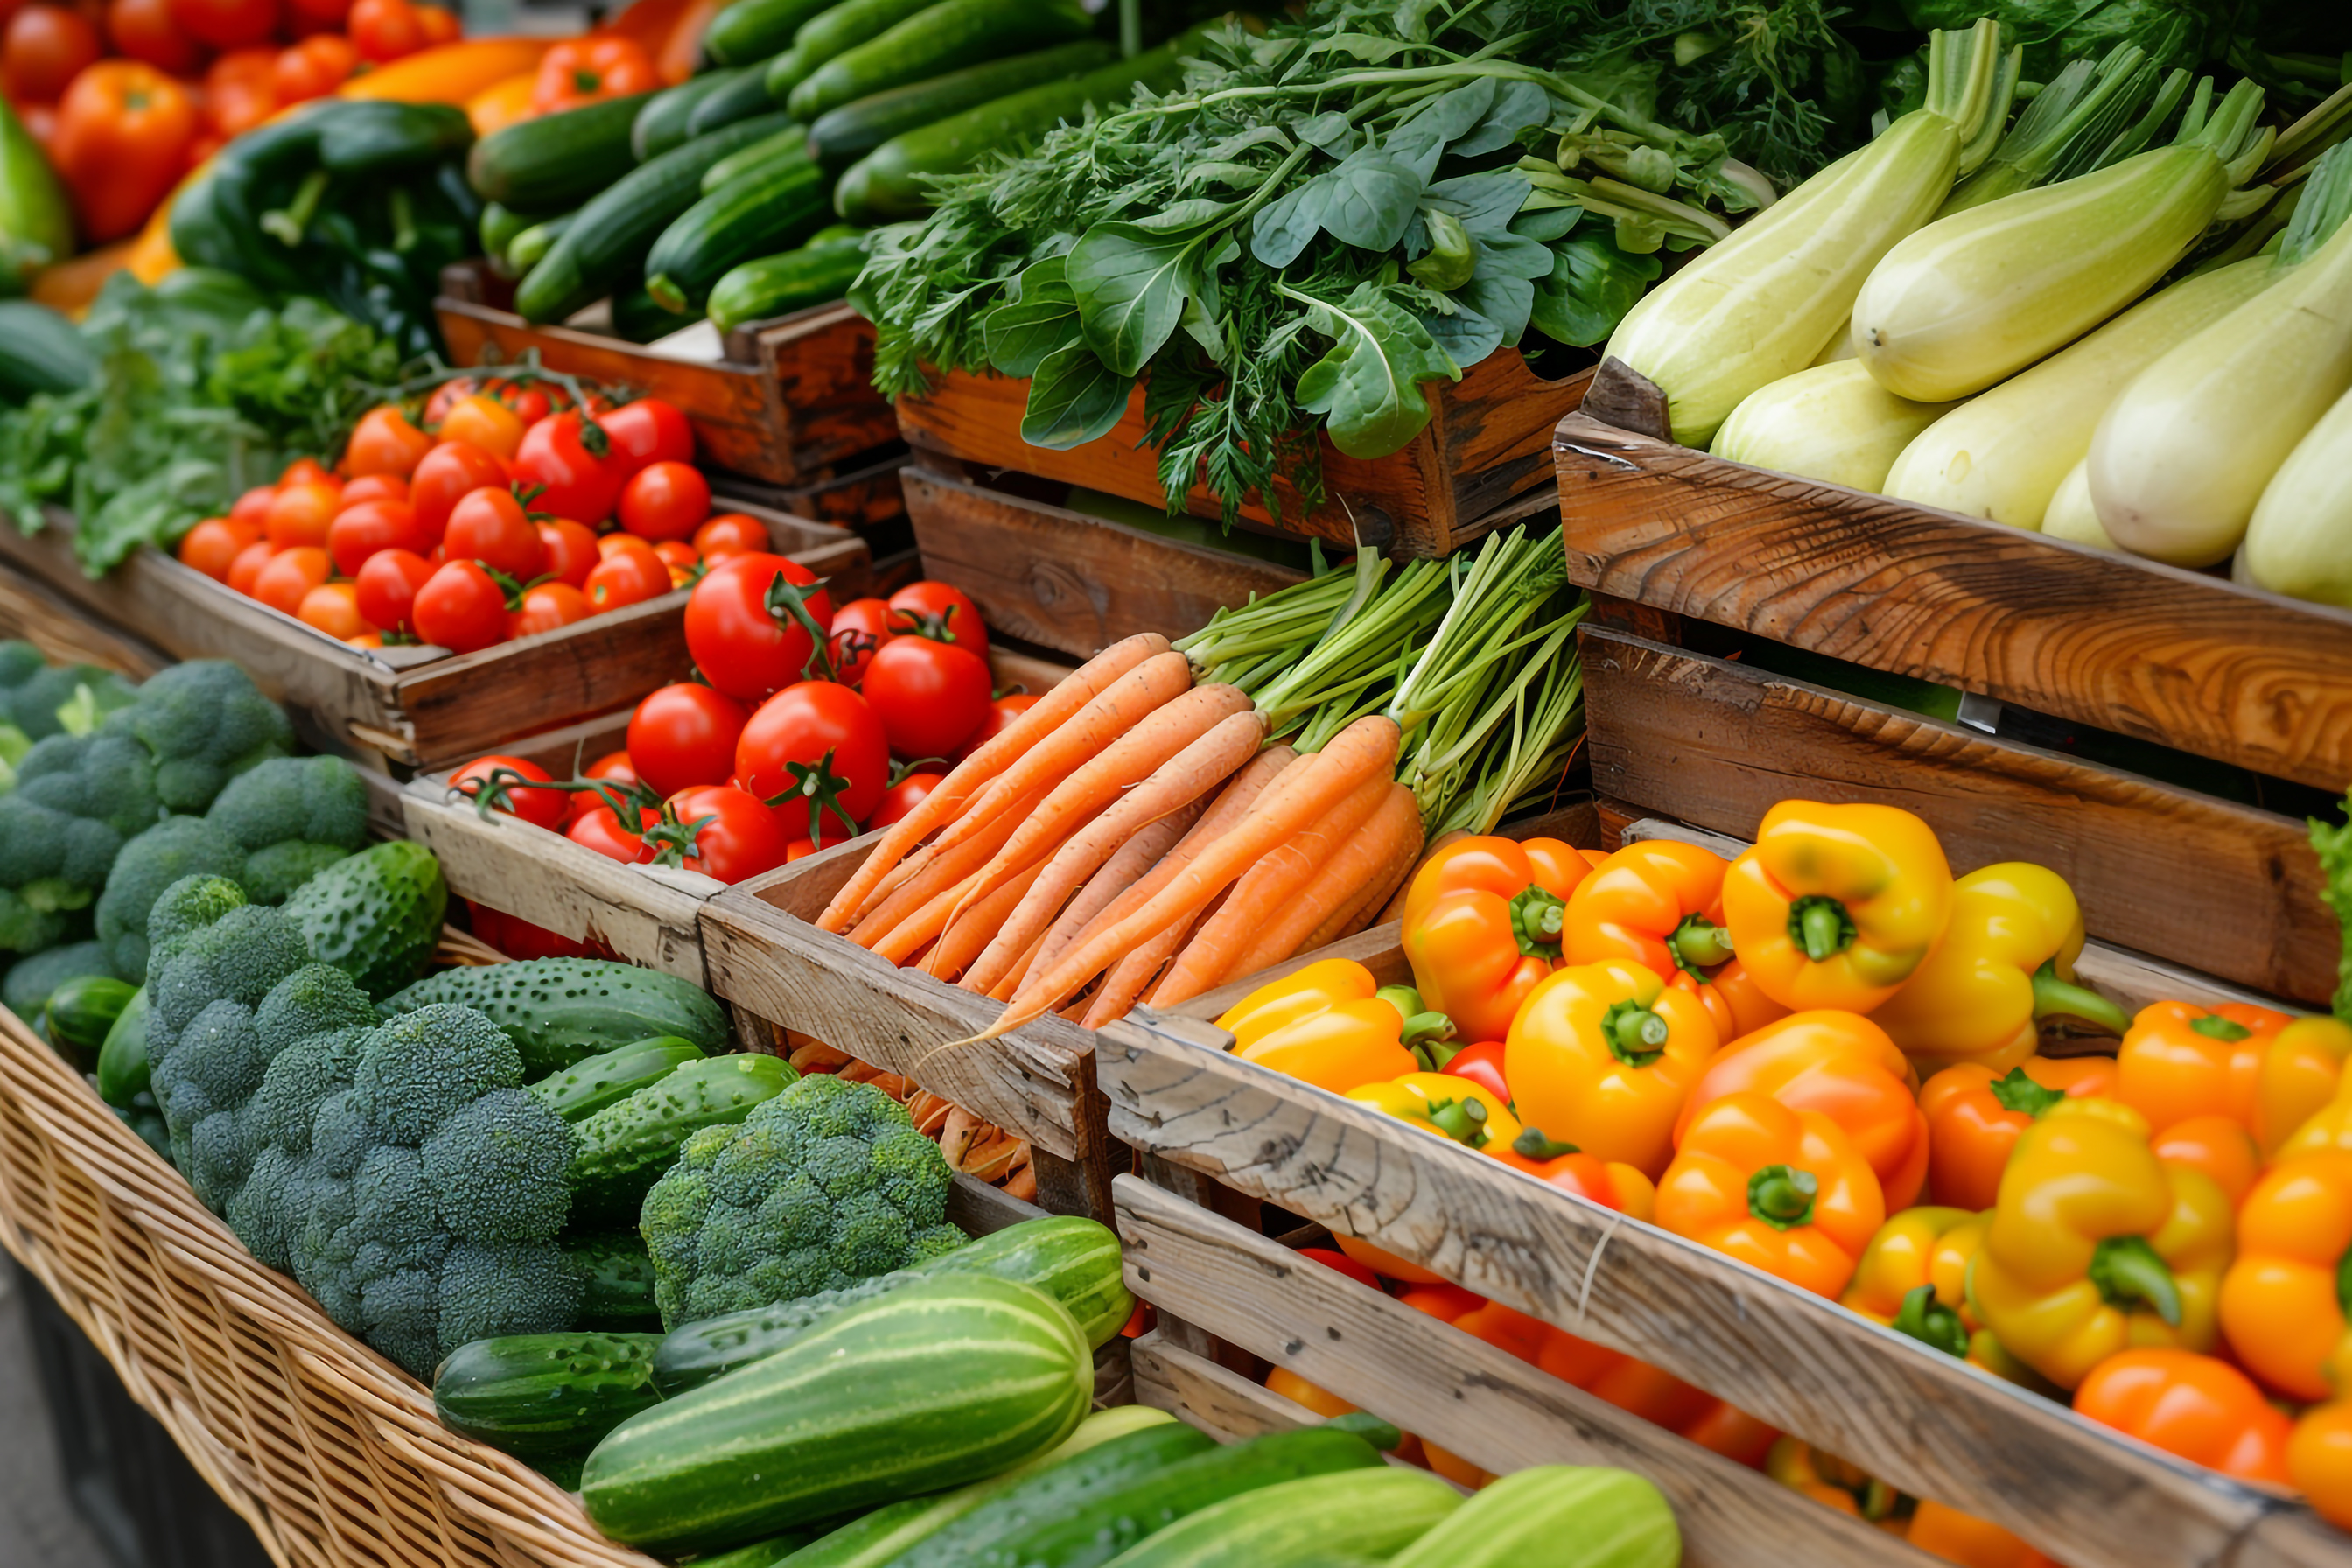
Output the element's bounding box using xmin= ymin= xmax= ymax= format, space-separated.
xmin=1230 ymin=785 xmax=1424 ymax=976
xmin=979 ymin=716 xmax=1402 ymax=1039
xmin=1085 ymin=896 xmax=1220 ymax=1028
xmin=848 ymin=797 xmax=1033 ymax=950
xmin=872 ymin=866 xmax=989 ymax=966
xmin=923 ymin=858 xmax=1053 ymax=982
xmin=817 ymin=633 xmax=1168 ymax=933
xmin=1024 ymin=794 xmax=1206 ymax=985
xmin=988 ymin=925 xmax=1054 ymax=1002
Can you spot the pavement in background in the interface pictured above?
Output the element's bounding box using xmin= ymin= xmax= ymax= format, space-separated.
xmin=0 ymin=1266 xmax=113 ymax=1566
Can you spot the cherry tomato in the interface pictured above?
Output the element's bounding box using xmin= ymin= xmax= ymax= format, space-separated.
xmin=105 ymin=0 xmax=201 ymax=76
xmin=686 ymin=553 xmax=833 ymax=702
xmin=536 ymin=518 xmax=600 ymax=588
xmin=481 ymin=909 xmax=590 ymax=960
xmin=784 ymin=828 xmax=852 ymax=861
xmin=178 ymin=516 xmax=262 ymax=581
xmin=164 ymin=0 xmax=272 ymax=51
xmin=347 ymin=0 xmax=435 ymax=62
xmin=298 ymin=582 xmax=372 ymax=640
xmin=229 ymin=483 xmax=276 ymax=526
xmin=952 ymin=692 xmax=1040 ymax=764
xmin=863 ymin=634 xmax=991 ymax=760
xmin=868 ymin=771 xmax=942 ymax=830
xmin=326 ymin=499 xmax=427 ymax=577
xmin=284 ymin=0 xmax=352 ymax=38
xmin=265 ymin=480 xmax=343 ymax=550
xmin=345 ymin=405 xmax=433 ymax=480
xmin=280 ymin=456 xmax=337 ymax=489
xmin=511 ymin=581 xmax=592 ymax=638
xmin=226 ymin=539 xmax=274 ymax=596
xmin=421 ymin=378 xmax=479 ymax=425
xmin=659 ymin=785 xmax=788 ymax=884
xmin=202 ymin=46 xmax=277 ymax=138
xmin=409 ymin=440 xmax=506 ymax=546
xmin=274 ymin=34 xmax=359 ymax=102
xmin=413 ymin=560 xmax=512 ymax=653
xmin=618 ymin=459 xmax=709 ymax=543
xmin=568 ymin=803 xmax=653 ymax=864
xmin=601 ymin=397 xmax=694 ymax=478
xmin=450 ymin=754 xmax=566 ymax=830
xmin=436 ymin=393 xmax=525 ymax=461
xmin=626 ymin=682 xmax=747 ymax=797
xmin=566 ymin=749 xmax=639 ymax=824
xmin=734 ymin=681 xmax=887 ymax=835
xmin=251 ymin=547 xmax=332 ymax=618
xmin=353 ymin=547 xmax=435 ymax=633
xmin=887 ymin=581 xmax=988 ymax=657
xmin=825 ymin=597 xmax=892 ymax=687
xmin=692 ymin=512 xmax=766 ymax=561
xmin=340 ymin=473 xmax=407 ymax=507
xmin=514 ymin=410 xmax=621 ymax=525
xmin=584 ymin=541 xmax=671 ymax=612
xmin=654 ymin=539 xmax=697 ymax=586
xmin=4 ymin=5 xmax=102 ymax=102
xmin=444 ymin=486 xmax=547 ymax=581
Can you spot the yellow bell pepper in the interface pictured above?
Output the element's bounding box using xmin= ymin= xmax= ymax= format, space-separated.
xmin=1503 ymin=959 xmax=1721 ymax=1177
xmin=1347 ymin=1073 xmax=1523 ymax=1152
xmin=1842 ymin=1206 xmax=1984 ymax=1348
xmin=1720 ymin=801 xmax=1954 ymax=1013
xmin=1216 ymin=959 xmax=1449 ymax=1096
xmin=1867 ymin=863 xmax=2127 ymax=1075
xmin=2258 ymin=1015 xmax=2352 ymax=1157
xmin=1967 ymin=1099 xmax=2232 ymax=1389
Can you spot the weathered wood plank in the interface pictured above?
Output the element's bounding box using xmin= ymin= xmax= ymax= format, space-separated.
xmin=1130 ymin=1329 xmax=1312 ymax=1443
xmin=0 ymin=561 xmax=168 ymax=676
xmin=1552 ymin=411 xmax=2352 ymax=791
xmin=748 ymin=301 xmax=900 ymax=480
xmin=1579 ymin=625 xmax=2334 ymax=1005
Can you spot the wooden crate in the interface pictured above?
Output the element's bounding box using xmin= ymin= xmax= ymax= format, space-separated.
xmin=0 ymin=507 xmax=865 ymax=773
xmin=897 ymin=354 xmax=1591 ymax=557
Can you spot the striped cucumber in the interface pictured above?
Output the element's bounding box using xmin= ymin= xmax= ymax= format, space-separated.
xmin=785 ymin=0 xmax=1093 ymax=123
xmin=581 ymin=1274 xmax=1092 ymax=1554
xmin=567 ymin=1054 xmax=798 ymax=1228
xmin=805 ymin=39 xmax=1114 ymax=169
xmin=1096 ymin=1469 xmax=1462 ymax=1568
xmin=886 ymin=1419 xmax=1218 ymax=1568
xmin=707 ymin=240 xmax=864 ymax=331
xmin=431 ymin=1332 xmax=663 ymax=1459
xmin=528 ymin=1036 xmax=704 ymax=1123
xmin=1386 ymin=1466 xmax=1680 ymax=1568
xmin=646 ymin=152 xmax=830 ymax=312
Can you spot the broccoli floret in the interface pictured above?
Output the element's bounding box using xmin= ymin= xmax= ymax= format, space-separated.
xmin=359 ymin=1267 xmax=444 ymax=1376
xmin=255 ymin=965 xmax=375 ymax=1063
xmin=244 ymin=1026 xmax=367 ymax=1158
xmin=351 ymin=1145 xmax=443 ymax=1250
xmin=310 ymin=1088 xmax=372 ymax=1179
xmin=18 ymin=732 xmax=164 ymax=839
xmin=0 ymin=788 xmax=122 ymax=953
xmin=4 ymin=662 xmax=136 ymax=742
xmin=146 ymin=875 xmax=247 ymax=974
xmin=437 ymin=1241 xmax=581 ymax=1356
xmin=422 ymin=1088 xmax=574 ymax=1242
xmin=350 ymin=1004 xmax=522 ymax=1143
xmin=206 ymin=756 xmax=368 ymax=852
xmin=93 ymin=817 xmax=246 ymax=981
xmin=117 ymin=662 xmax=292 ymax=814
xmin=0 ymin=642 xmax=43 ymax=690
xmin=639 ymin=1075 xmax=962 ymax=1329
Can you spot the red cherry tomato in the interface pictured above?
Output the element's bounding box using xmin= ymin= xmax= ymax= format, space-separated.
xmin=105 ymin=0 xmax=201 ymax=78
xmin=887 ymin=581 xmax=988 ymax=656
xmin=280 ymin=457 xmax=337 ymax=489
xmin=585 ymin=541 xmax=672 ymax=612
xmin=444 ymin=486 xmax=548 ymax=581
xmin=178 ymin=516 xmax=262 ymax=581
xmin=449 ymin=753 xmax=566 ymax=830
xmin=229 ymin=484 xmax=276 ymax=526
xmin=627 ymin=682 xmax=748 ymax=797
xmin=265 ymin=480 xmax=343 ymax=550
xmin=165 ymin=0 xmax=272 ymax=51
xmin=686 ymin=553 xmax=834 ymax=703
xmin=952 ymin=692 xmax=1040 ymax=764
xmin=868 ymin=771 xmax=942 ymax=830
xmin=566 ymin=749 xmax=640 ymax=824
xmin=536 ymin=518 xmax=601 ymax=588
xmin=511 ymin=581 xmax=592 ymax=638
xmin=513 ymin=410 xmax=622 ymax=525
xmin=826 ymin=597 xmax=892 ymax=687
xmin=692 ymin=512 xmax=767 ymax=560
xmin=410 ymin=440 xmax=507 ymax=545
xmin=326 ymin=499 xmax=427 ymax=577
xmin=734 ymin=680 xmax=888 ymax=836
xmin=1296 ymin=1248 xmax=1383 ymax=1291
xmin=251 ymin=546 xmax=332 ymax=618
xmin=568 ymin=803 xmax=654 ymax=864
xmin=599 ymin=397 xmax=694 ymax=478
xmin=488 ymin=912 xmax=592 ymax=960
xmin=619 ymin=459 xmax=710 ymax=543
xmin=413 ymin=560 xmax=512 ymax=653
xmin=340 ymin=473 xmax=408 ymax=507
xmin=227 ymin=539 xmax=274 ymax=596
xmin=344 ymin=405 xmax=433 ymax=479
xmin=658 ymin=784 xmax=789 ymax=884
xmin=353 ymin=548 xmax=435 ymax=634
xmin=783 ymin=824 xmax=853 ymax=861
xmin=862 ymin=634 xmax=992 ymax=760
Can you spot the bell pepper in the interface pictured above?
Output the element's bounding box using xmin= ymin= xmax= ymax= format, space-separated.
xmin=1400 ymin=836 xmax=1592 ymax=1044
xmin=1671 ymin=1010 xmax=1929 ymax=1209
xmin=1438 ymin=1037 xmax=1509 ymax=1102
xmin=1906 ymin=1500 xmax=2063 ymax=1568
xmin=2114 ymin=999 xmax=2295 ymax=1138
xmin=1840 ymin=1206 xmax=1984 ymax=1348
xmin=1489 ymin=1134 xmax=1656 ymax=1222
xmin=1561 ymin=839 xmax=1735 ymax=977
xmin=1217 ymin=959 xmax=1446 ymax=1095
xmin=1869 ymin=863 xmax=2129 ymax=1076
xmin=1967 ymin=1099 xmax=2232 ymax=1389
xmin=1670 ymin=956 xmax=1790 ymax=1045
xmin=1539 ymin=1331 xmax=1777 ymax=1466
xmin=2291 ymin=1403 xmax=2352 ymax=1532
xmin=1918 ymin=1057 xmax=2117 ymax=1211
xmin=1766 ymin=1438 xmax=1897 ymax=1522
xmin=1346 ymin=1072 xmax=1522 ymax=1152
xmin=1503 ymin=959 xmax=1721 ymax=1177
xmin=2256 ymin=1014 xmax=2352 ymax=1156
xmin=1719 ymin=801 xmax=1954 ymax=1013
xmin=1657 ymin=1091 xmax=1886 ymax=1298
xmin=2218 ymin=1151 xmax=2352 ymax=1401
xmin=2149 ymin=1114 xmax=2260 ymax=1207
xmin=2072 ymin=1348 xmax=2292 ymax=1487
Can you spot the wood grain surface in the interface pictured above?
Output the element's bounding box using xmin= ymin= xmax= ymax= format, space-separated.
xmin=1580 ymin=626 xmax=2335 ymax=1004
xmin=1551 ymin=412 xmax=2352 ymax=791
xmin=0 ymin=561 xmax=167 ymax=676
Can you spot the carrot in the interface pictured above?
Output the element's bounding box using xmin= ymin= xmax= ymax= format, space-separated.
xmin=1025 ymin=795 xmax=1206 ymax=985
xmin=847 ymin=797 xmax=1034 ymax=950
xmin=977 ymin=716 xmax=1402 ymax=1040
xmin=1229 ymin=785 xmax=1424 ymax=976
xmin=958 ymin=706 xmax=1264 ymax=995
xmin=1084 ymin=895 xmax=1221 ymax=1028
xmin=1148 ymin=771 xmax=1394 ymax=1007
xmin=872 ymin=866 xmax=989 ymax=966
xmin=1310 ymin=798 xmax=1427 ymax=949
xmin=817 ymin=633 xmax=1169 ymax=932
xmin=923 ymin=858 xmax=1052 ymax=982
xmin=987 ymin=925 xmax=1054 ymax=1002
xmin=1376 ymin=827 xmax=1462 ymax=927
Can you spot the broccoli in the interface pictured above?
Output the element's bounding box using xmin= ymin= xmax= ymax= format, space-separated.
xmin=206 ymin=757 xmax=368 ymax=903
xmin=640 ymin=1074 xmax=963 ymax=1329
xmin=351 ymin=1004 xmax=522 ymax=1142
xmin=112 ymin=662 xmax=292 ymax=815
xmin=92 ymin=817 xmax=246 ymax=980
xmin=0 ymin=731 xmax=171 ymax=955
xmin=0 ymin=647 xmax=139 ymax=742
xmin=141 ymin=889 xmax=312 ymax=1187
xmin=148 ymin=874 xmax=248 ymax=965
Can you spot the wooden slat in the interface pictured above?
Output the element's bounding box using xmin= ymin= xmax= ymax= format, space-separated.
xmin=1131 ymin=1329 xmax=1316 ymax=1443
xmin=1579 ymin=625 xmax=2334 ymax=1005
xmin=0 ymin=561 xmax=168 ymax=676
xmin=1551 ymin=411 xmax=2352 ymax=792
xmin=1116 ymin=1176 xmax=1943 ymax=1568
xmin=746 ymin=302 xmax=900 ymax=481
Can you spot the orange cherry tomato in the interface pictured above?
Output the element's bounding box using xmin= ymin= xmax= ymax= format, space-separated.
xmin=585 ymin=539 xmax=671 ymax=612
xmin=298 ymin=582 xmax=373 ymax=640
xmin=166 ymin=0 xmax=273 ymax=50
xmin=226 ymin=539 xmax=274 ymax=596
xmin=251 ymin=547 xmax=332 ymax=619
xmin=536 ymin=518 xmax=600 ymax=588
xmin=532 ymin=33 xmax=657 ymax=113
xmin=51 ymin=60 xmax=197 ymax=242
xmin=3 ymin=5 xmax=101 ymax=102
xmin=178 ymin=516 xmax=262 ymax=581
xmin=512 ymin=580 xmax=592 ymax=638
xmin=654 ymin=538 xmax=697 ymax=585
xmin=105 ymin=0 xmax=202 ymax=76
xmin=618 ymin=458 xmax=710 ymax=542
xmin=273 ymin=33 xmax=358 ymax=102
xmin=266 ymin=481 xmax=344 ymax=550
xmin=347 ymin=0 xmax=444 ymax=63
xmin=345 ymin=405 xmax=434 ymax=480
xmin=340 ymin=473 xmax=408 ymax=507
xmin=692 ymin=512 xmax=767 ymax=560
xmin=435 ymin=393 xmax=526 ymax=461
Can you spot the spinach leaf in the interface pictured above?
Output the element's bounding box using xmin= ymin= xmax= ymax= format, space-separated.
xmin=1021 ymin=341 xmax=1131 ymax=449
xmin=1294 ymin=281 xmax=1460 ymax=458
xmin=1510 ymin=205 xmax=1584 ymax=242
xmin=1068 ymin=221 xmax=1218 ymax=377
xmin=1452 ymin=80 xmax=1552 ymax=158
xmin=1422 ymin=296 xmax=1505 ymax=368
xmin=1320 ymin=145 xmax=1426 ymax=252
xmin=1293 ymin=110 xmax=1356 ymax=156
xmin=1475 ymin=230 xmax=1561 ymax=280
xmin=983 ymin=261 xmax=1081 ymax=378
xmin=1401 ymin=77 xmax=1498 ymax=145
xmin=1453 ymin=268 xmax=1534 ymax=348
xmin=1252 ymin=172 xmax=1336 ymax=267
xmin=1530 ymin=235 xmax=1662 ymax=347
xmin=1424 ymin=169 xmax=1532 ymax=237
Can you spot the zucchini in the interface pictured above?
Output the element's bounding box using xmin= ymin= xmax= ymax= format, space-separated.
xmin=529 ymin=1036 xmax=705 ymax=1122
xmin=634 ymin=70 xmax=749 ymax=161
xmin=468 ymin=93 xmax=652 ymax=213
xmin=653 ymin=1215 xmax=1130 ymax=1394
xmin=887 ymin=1418 xmax=1217 ymax=1568
xmin=44 ymin=974 xmax=134 ymax=1068
xmin=379 ymin=957 xmax=732 ymax=1078
xmin=702 ymin=126 xmax=809 ymax=193
xmin=567 ymin=1054 xmax=799 ymax=1228
xmin=505 ymin=211 xmax=578 ymax=276
xmin=1096 ymin=1469 xmax=1462 ymax=1568
xmin=568 ymin=1232 xmax=665 ymax=1332
xmin=0 ymin=300 xmax=94 ymax=400
xmin=517 ymin=112 xmax=796 ymax=325
xmin=580 ymin=1274 xmax=1093 ymax=1553
xmin=786 ymin=0 xmax=1094 ymax=123
xmin=94 ymin=987 xmax=150 ymax=1107
xmin=804 ymin=39 xmax=1114 ymax=169
xmin=646 ymin=154 xmax=830 ymax=313
xmin=700 ymin=0 xmax=833 ymax=67
xmin=688 ymin=66 xmax=788 ymax=139
xmin=431 ymin=1332 xmax=663 ymax=1459
xmin=708 ymin=240 xmax=865 ymax=332
xmin=1386 ymin=1465 xmax=1681 ymax=1568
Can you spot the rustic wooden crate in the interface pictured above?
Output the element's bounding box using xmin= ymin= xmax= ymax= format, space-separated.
xmin=436 ymin=261 xmax=898 ymax=488
xmin=0 ymin=507 xmax=865 ymax=772
xmin=896 ymin=354 xmax=1591 ymax=557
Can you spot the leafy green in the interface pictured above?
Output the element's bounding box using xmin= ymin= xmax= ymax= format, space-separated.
xmin=1531 ymin=235 xmax=1661 ymax=345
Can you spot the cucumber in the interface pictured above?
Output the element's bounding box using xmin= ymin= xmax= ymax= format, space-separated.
xmin=653 ymin=1215 xmax=1130 ymax=1394
xmin=517 ymin=112 xmax=795 ymax=325
xmin=1096 ymin=1469 xmax=1463 ymax=1568
xmin=804 ymin=39 xmax=1115 ymax=169
xmin=692 ymin=1530 xmax=825 ymax=1568
xmin=1386 ymin=1466 xmax=1681 ymax=1568
xmin=634 ymin=71 xmax=749 ymax=161
xmin=780 ymin=0 xmax=935 ymax=90
xmin=44 ymin=974 xmax=135 ymax=1066
xmin=479 ymin=200 xmax=532 ymax=261
xmin=702 ymin=126 xmax=809 ymax=193
xmin=94 ymin=987 xmax=150 ymax=1107
xmin=431 ymin=1332 xmax=663 ymax=1459
xmin=688 ymin=66 xmax=788 ymax=139
xmin=506 ymin=211 xmax=578 ymax=275
xmin=284 ymin=841 xmax=447 ymax=1002
xmin=568 ymin=1232 xmax=665 ymax=1332
xmin=567 ymin=1054 xmax=799 ymax=1228
xmin=529 ymin=1036 xmax=705 ymax=1122
xmin=0 ymin=94 xmax=70 ymax=292
xmin=612 ymin=278 xmax=694 ymax=340
xmin=316 ymin=100 xmax=472 ymax=177
xmin=380 ymin=957 xmax=731 ymax=1078
xmin=707 ymin=240 xmax=864 ymax=332
xmin=886 ymin=1419 xmax=1217 ymax=1568
xmin=701 ymin=0 xmax=833 ymax=67
xmin=468 ymin=92 xmax=653 ymax=213
xmin=580 ymin=1274 xmax=1093 ymax=1554
xmin=762 ymin=47 xmax=810 ymax=105
xmin=646 ymin=154 xmax=830 ymax=313
xmin=786 ymin=0 xmax=1094 ymax=123
xmin=0 ymin=300 xmax=94 ymax=399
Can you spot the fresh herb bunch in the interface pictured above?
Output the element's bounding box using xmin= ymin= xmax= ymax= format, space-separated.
xmin=858 ymin=1 xmax=1765 ymax=528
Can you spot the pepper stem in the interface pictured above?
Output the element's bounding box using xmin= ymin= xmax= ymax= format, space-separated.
xmin=1600 ymin=998 xmax=1670 ymax=1068
xmin=2030 ymin=959 xmax=2130 ymax=1035
xmin=1668 ymin=913 xmax=1734 ymax=971
xmin=260 ymin=169 xmax=332 ymax=248
xmin=2191 ymin=1012 xmax=2253 ymax=1042
xmin=1748 ymin=1164 xmax=1817 ymax=1229
xmin=2338 ymin=1245 xmax=2352 ymax=1321
xmin=1988 ymin=1066 xmax=2067 ymax=1119
xmin=1514 ymin=1127 xmax=1580 ymax=1160
xmin=1509 ymin=885 xmax=1566 ymax=960
xmin=2089 ymin=1235 xmax=2181 ymax=1326
xmin=1424 ymin=1096 xmax=1489 ymax=1149
xmin=1788 ymin=895 xmax=1855 ymax=962
xmin=1891 ymin=1283 xmax=1969 ymax=1358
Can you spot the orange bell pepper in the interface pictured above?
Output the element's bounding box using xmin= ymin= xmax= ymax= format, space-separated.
xmin=1400 ymin=836 xmax=1591 ymax=1045
xmin=2218 ymin=1151 xmax=2352 ymax=1401
xmin=1561 ymin=839 xmax=1734 ymax=979
xmin=1719 ymin=801 xmax=1954 ymax=1012
xmin=1766 ymin=1438 xmax=1897 ymax=1522
xmin=1265 ymin=1365 xmax=1359 ymax=1419
xmin=1658 ymin=1091 xmax=1886 ymax=1298
xmin=2256 ymin=1014 xmax=2352 ymax=1156
xmin=2072 ymin=1348 xmax=2292 ymax=1487
xmin=1670 ymin=956 xmax=1790 ymax=1046
xmin=2113 ymin=999 xmax=2293 ymax=1137
xmin=1918 ymin=1056 xmax=2117 ymax=1211
xmin=2150 ymin=1114 xmax=2260 ymax=1207
xmin=1907 ymin=1500 xmax=2063 ymax=1568
xmin=1488 ymin=1136 xmax=1656 ymax=1222
xmin=1539 ymin=1329 xmax=1777 ymax=1466
xmin=339 ymin=37 xmax=550 ymax=102
xmin=466 ymin=71 xmax=539 ymax=136
xmin=2290 ymin=1403 xmax=2352 ymax=1531
xmin=1503 ymin=959 xmax=1720 ymax=1177
xmin=1671 ymin=1010 xmax=1929 ymax=1210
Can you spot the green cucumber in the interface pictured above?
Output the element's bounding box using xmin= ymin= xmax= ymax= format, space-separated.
xmin=653 ymin=1215 xmax=1130 ymax=1395
xmin=785 ymin=0 xmax=1093 ymax=123
xmin=688 ymin=66 xmax=788 ymax=139
xmin=284 ymin=841 xmax=447 ymax=1002
xmin=94 ymin=987 xmax=150 ymax=1107
xmin=701 ymin=0 xmax=833 ymax=67
xmin=479 ymin=200 xmax=534 ymax=262
xmin=581 ymin=1274 xmax=1092 ymax=1554
xmin=1096 ymin=1469 xmax=1463 ymax=1568
xmin=780 ymin=0 xmax=934 ymax=88
xmin=646 ymin=153 xmax=829 ymax=313
xmin=504 ymin=210 xmax=577 ymax=274
xmin=634 ymin=71 xmax=749 ymax=161
xmin=529 ymin=1036 xmax=705 ymax=1122
xmin=0 ymin=300 xmax=94 ymax=399
xmin=567 ymin=1054 xmax=799 ymax=1228
xmin=762 ymin=47 xmax=810 ymax=105
xmin=885 ymin=1418 xmax=1217 ymax=1568
xmin=468 ymin=92 xmax=653 ymax=212
xmin=431 ymin=1332 xmax=663 ymax=1459
xmin=691 ymin=1530 xmax=825 ymax=1568
xmin=1386 ymin=1465 xmax=1681 ymax=1568
xmin=44 ymin=974 xmax=135 ymax=1066
xmin=707 ymin=240 xmax=864 ymax=332
xmin=316 ymin=100 xmax=472 ymax=176
xmin=702 ymin=126 xmax=809 ymax=193
xmin=517 ymin=112 xmax=795 ymax=325
xmin=569 ymin=1232 xmax=665 ymax=1332
xmin=612 ymin=278 xmax=694 ymax=340
xmin=380 ymin=957 xmax=731 ymax=1078
xmin=804 ymin=39 xmax=1115 ymax=169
